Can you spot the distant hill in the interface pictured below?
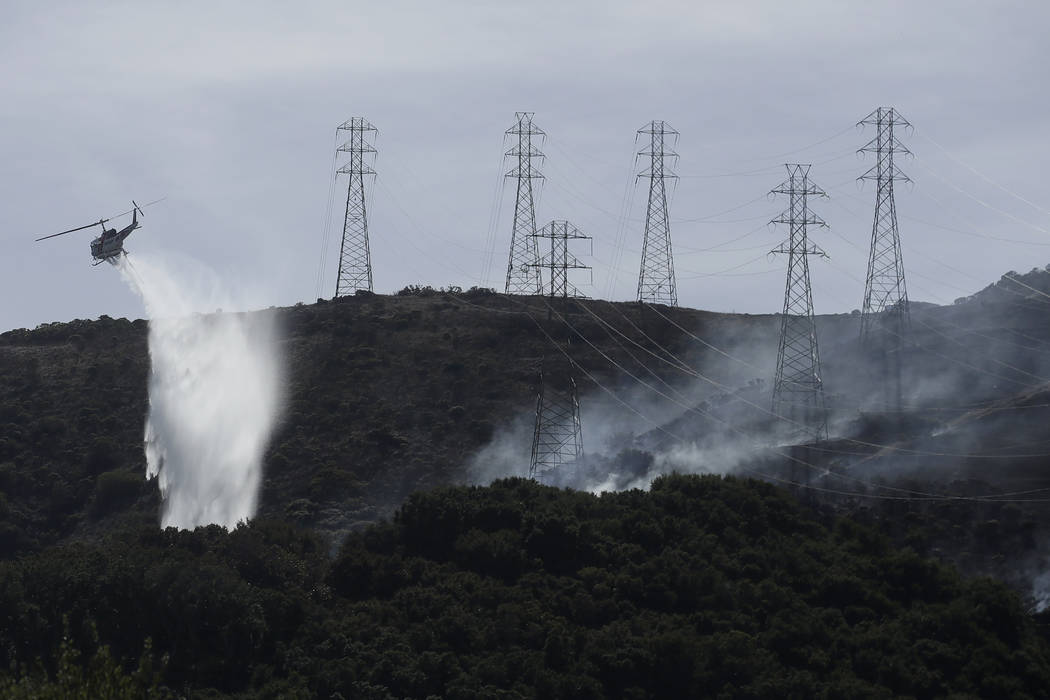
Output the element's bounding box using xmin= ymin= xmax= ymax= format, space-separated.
xmin=953 ymin=265 xmax=1050 ymax=306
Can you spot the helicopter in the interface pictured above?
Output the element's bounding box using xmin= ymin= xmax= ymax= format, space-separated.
xmin=35 ymin=200 xmax=148 ymax=265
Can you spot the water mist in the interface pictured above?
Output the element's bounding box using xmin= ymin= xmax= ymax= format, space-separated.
xmin=118 ymin=254 xmax=282 ymax=529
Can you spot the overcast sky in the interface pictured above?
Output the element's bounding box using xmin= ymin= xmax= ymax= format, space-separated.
xmin=2 ymin=1 xmax=1048 ymax=331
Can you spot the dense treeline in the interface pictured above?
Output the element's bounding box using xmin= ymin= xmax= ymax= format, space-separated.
xmin=2 ymin=474 xmax=1049 ymax=698
xmin=0 ymin=293 xmax=735 ymax=555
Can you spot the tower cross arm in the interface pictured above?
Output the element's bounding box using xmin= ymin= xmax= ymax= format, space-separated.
xmin=337 ymin=141 xmax=378 ymax=154
xmin=637 ymin=164 xmax=679 ymax=179
xmin=527 ymin=254 xmax=591 ymax=270
xmin=337 ymin=163 xmax=376 ymax=176
xmin=858 ymin=162 xmax=911 ymax=183
xmin=505 ymin=166 xmax=545 ymax=179
xmin=337 ymin=118 xmax=378 ymax=132
xmin=858 ymin=135 xmax=912 ymax=156
xmin=534 ymin=221 xmax=592 ymax=240
xmin=770 ymin=212 xmax=828 ymax=228
xmin=858 ymin=107 xmax=912 ymax=129
xmin=506 ymin=144 xmax=545 ymax=158
xmin=770 ymin=182 xmax=827 ymax=197
xmin=637 ymin=120 xmax=680 ymax=136
xmin=770 ymin=240 xmax=828 ymax=258
xmin=636 ymin=148 xmax=680 ymax=159
xmin=506 ymin=112 xmax=546 ymax=137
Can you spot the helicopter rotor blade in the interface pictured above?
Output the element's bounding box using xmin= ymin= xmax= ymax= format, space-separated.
xmin=34 ymin=197 xmax=164 ymax=242
xmin=112 ymin=196 xmax=165 ymax=220
xmin=35 ymin=219 xmax=107 ymax=242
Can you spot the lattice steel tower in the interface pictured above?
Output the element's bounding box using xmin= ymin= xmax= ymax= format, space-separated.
xmin=527 ymin=220 xmax=591 ymax=481
xmin=859 ymin=107 xmax=911 ymax=340
xmin=504 ymin=112 xmax=545 ymax=295
xmin=529 ymin=220 xmax=592 ymax=300
xmin=529 ymin=367 xmax=583 ymax=481
xmin=334 ymin=118 xmax=377 ymax=296
xmin=771 ymin=164 xmax=829 ymax=442
xmin=636 ymin=120 xmax=679 ymax=306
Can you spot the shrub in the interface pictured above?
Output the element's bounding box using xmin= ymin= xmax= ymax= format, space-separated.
xmin=93 ymin=470 xmax=143 ymax=515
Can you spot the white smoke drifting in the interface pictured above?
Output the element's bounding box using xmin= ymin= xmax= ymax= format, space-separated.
xmin=118 ymin=254 xmax=282 ymax=529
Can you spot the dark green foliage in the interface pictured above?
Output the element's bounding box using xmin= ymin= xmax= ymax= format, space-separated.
xmin=84 ymin=437 xmax=120 ymax=475
xmin=93 ymin=470 xmax=145 ymax=514
xmin=1 ymin=476 xmax=1048 ymax=697
xmin=0 ymin=632 xmax=169 ymax=699
xmin=5 ymin=294 xmax=1050 ymax=695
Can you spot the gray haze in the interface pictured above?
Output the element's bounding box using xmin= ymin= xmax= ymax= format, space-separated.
xmin=2 ymin=1 xmax=1048 ymax=330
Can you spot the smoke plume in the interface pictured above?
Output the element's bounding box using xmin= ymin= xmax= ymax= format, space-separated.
xmin=118 ymin=254 xmax=282 ymax=529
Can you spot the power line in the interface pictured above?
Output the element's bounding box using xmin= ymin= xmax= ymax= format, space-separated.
xmin=370 ymin=175 xmax=484 ymax=287
xmin=912 ymin=158 xmax=1050 ymax=236
xmin=315 ymin=126 xmax=341 ymax=300
xmin=915 ymin=129 xmax=1050 ymax=218
xmin=481 ymin=149 xmax=510 ymax=286
xmin=603 ymin=153 xmax=641 ymax=300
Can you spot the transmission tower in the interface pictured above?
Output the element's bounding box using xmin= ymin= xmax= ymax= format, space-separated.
xmin=859 ymin=107 xmax=911 ymax=340
xmin=770 ymin=164 xmax=829 ymax=443
xmin=528 ymin=364 xmax=583 ymax=481
xmin=527 ymin=220 xmax=591 ymax=481
xmin=636 ymin=120 xmax=679 ymax=306
xmin=528 ymin=220 xmax=592 ymax=301
xmin=334 ymin=117 xmax=377 ymax=297
xmin=504 ymin=112 xmax=545 ymax=295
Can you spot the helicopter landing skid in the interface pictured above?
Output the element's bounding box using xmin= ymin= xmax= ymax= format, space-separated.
xmin=92 ymin=251 xmax=126 ymax=267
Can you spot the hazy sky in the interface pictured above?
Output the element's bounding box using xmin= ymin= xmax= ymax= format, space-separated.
xmin=2 ymin=1 xmax=1048 ymax=331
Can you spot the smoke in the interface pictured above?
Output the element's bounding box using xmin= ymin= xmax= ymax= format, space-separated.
xmin=467 ymin=292 xmax=1050 ymax=495
xmin=1032 ymin=570 xmax=1050 ymax=612
xmin=465 ymin=317 xmax=781 ymax=493
xmin=118 ymin=254 xmax=282 ymax=530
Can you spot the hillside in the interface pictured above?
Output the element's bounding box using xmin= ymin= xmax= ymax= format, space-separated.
xmin=0 ymin=289 xmax=781 ymax=552
xmin=4 ymin=279 xmax=1050 ymax=564
xmin=4 ymin=274 xmax=1050 ymax=693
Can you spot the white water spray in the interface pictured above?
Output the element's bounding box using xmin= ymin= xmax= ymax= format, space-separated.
xmin=118 ymin=254 xmax=282 ymax=529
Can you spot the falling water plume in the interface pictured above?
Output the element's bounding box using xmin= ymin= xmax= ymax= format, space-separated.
xmin=118 ymin=254 xmax=282 ymax=529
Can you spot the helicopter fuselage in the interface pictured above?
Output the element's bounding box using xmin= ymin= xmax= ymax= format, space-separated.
xmin=89 ymin=219 xmax=139 ymax=262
